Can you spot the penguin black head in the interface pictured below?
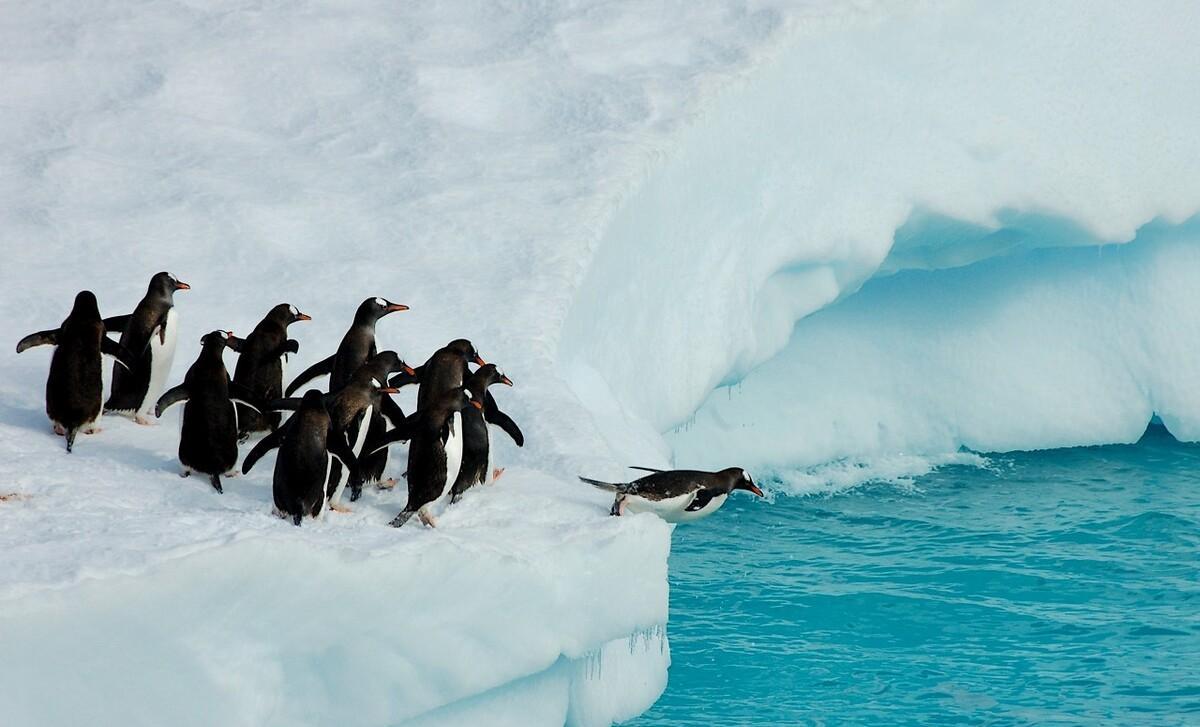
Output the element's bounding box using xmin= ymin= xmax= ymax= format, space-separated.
xmin=356 ymin=297 xmax=409 ymax=324
xmin=268 ymin=303 xmax=311 ymax=326
xmin=437 ymin=386 xmax=483 ymax=415
xmin=71 ymin=290 xmax=101 ymax=320
xmin=149 ymin=272 xmax=190 ymax=299
xmin=371 ymin=351 xmax=415 ymax=377
xmin=300 ymin=389 xmax=327 ymax=411
xmin=446 ymin=338 xmax=487 ymax=367
xmin=200 ymin=330 xmax=237 ymax=349
xmin=721 ymin=467 xmax=763 ymax=497
xmin=468 ymin=363 xmax=513 ymax=394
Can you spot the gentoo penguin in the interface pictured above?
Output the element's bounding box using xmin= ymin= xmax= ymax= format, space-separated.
xmin=155 ymin=331 xmax=262 ymax=493
xmin=372 ymin=387 xmax=481 ymax=528
xmin=579 ymin=467 xmax=764 ymax=523
xmin=267 ymin=352 xmax=413 ymax=506
xmin=103 ymin=272 xmax=190 ymax=424
xmin=231 ymin=303 xmax=311 ymax=437
xmin=391 ymin=338 xmax=486 ymax=412
xmin=242 ymin=390 xmax=360 ymax=526
xmin=16 ymin=291 xmax=136 ymax=452
xmin=284 ymin=297 xmax=407 ymax=396
xmin=450 ymin=364 xmax=524 ymax=503
xmin=348 ymin=351 xmax=413 ymax=492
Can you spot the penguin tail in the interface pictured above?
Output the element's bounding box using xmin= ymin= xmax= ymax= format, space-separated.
xmin=292 ymin=513 xmax=303 ymax=527
xmin=209 ymin=474 xmax=223 ymax=494
xmin=578 ymin=475 xmax=623 ymax=492
xmin=65 ymin=428 xmax=78 ymax=453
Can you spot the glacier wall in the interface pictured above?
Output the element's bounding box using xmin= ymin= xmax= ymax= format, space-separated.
xmin=560 ymin=0 xmax=1200 ymax=470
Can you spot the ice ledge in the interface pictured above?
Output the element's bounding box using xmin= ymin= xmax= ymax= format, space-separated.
xmin=0 ymin=455 xmax=671 ymax=727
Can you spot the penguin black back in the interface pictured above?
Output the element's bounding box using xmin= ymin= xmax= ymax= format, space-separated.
xmin=17 ymin=291 xmax=133 ymax=452
xmin=233 ymin=303 xmax=310 ymax=435
xmin=451 ymin=364 xmax=523 ymax=502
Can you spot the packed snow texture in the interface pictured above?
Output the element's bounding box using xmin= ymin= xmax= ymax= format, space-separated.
xmin=561 ymin=0 xmax=1200 ymax=480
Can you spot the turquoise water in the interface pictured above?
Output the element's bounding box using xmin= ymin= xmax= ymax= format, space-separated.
xmin=634 ymin=426 xmax=1200 ymax=725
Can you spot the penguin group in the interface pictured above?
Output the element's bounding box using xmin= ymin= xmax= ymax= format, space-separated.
xmin=16 ymin=274 xmax=525 ymax=528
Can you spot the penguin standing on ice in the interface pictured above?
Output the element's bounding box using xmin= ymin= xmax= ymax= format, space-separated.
xmin=579 ymin=467 xmax=764 ymax=523
xmin=284 ymin=297 xmax=408 ymax=396
xmin=16 ymin=291 xmax=136 ymax=452
xmin=266 ymin=352 xmax=414 ymax=507
xmin=372 ymin=387 xmax=481 ymax=528
xmin=393 ymin=338 xmax=486 ymax=411
xmin=103 ymin=272 xmax=190 ymax=424
xmin=231 ymin=303 xmax=311 ymax=437
xmin=450 ymin=364 xmax=524 ymax=503
xmin=242 ymin=390 xmax=360 ymax=526
xmin=156 ymin=331 xmax=262 ymax=493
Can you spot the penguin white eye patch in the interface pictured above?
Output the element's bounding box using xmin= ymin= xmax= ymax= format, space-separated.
xmin=374 ymin=297 xmax=386 ymax=307
xmin=289 ymin=305 xmax=299 ymax=316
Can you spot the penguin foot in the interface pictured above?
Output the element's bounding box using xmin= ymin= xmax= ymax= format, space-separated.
xmin=376 ymin=478 xmax=397 ymax=491
xmin=180 ymin=469 xmax=191 ymax=478
xmin=134 ymin=414 xmax=156 ymax=426
xmin=491 ymin=467 xmax=505 ymax=482
xmin=330 ymin=502 xmax=352 ymax=513
xmin=417 ymin=510 xmax=438 ymax=528
xmin=52 ymin=422 xmax=66 ymax=436
xmin=83 ymin=425 xmax=102 ymax=435
xmin=611 ymin=498 xmax=627 ymax=517
xmin=224 ymin=470 xmax=238 ymax=478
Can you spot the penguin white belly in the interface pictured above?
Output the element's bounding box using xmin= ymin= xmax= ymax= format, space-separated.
xmin=439 ymin=412 xmax=464 ymax=505
xmin=484 ymin=423 xmax=493 ymax=483
xmin=316 ymin=453 xmax=333 ymax=518
xmin=139 ymin=307 xmax=178 ymax=415
xmin=624 ymin=491 xmax=728 ymax=523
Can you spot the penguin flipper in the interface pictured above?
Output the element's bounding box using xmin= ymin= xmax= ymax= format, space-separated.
xmin=684 ymin=489 xmax=715 ymax=512
xmin=226 ymin=334 xmax=246 ymax=353
xmin=100 ymin=337 xmax=137 ymax=371
xmin=367 ymin=412 xmax=419 ymax=454
xmin=327 ymin=426 xmax=361 ymax=485
xmin=16 ymin=328 xmax=58 ymax=353
xmin=265 ymin=397 xmax=303 ymax=411
xmin=388 ymin=364 xmax=423 ymax=389
xmin=380 ymin=393 xmax=406 ymax=427
xmin=101 ymin=314 xmax=131 ymax=333
xmin=278 ymin=339 xmax=300 ymax=357
xmin=243 ymin=424 xmax=288 ymax=474
xmin=483 ymin=392 xmax=523 ymax=447
xmin=155 ymin=385 xmax=190 ymax=417
xmin=628 ymin=466 xmax=665 ymax=473
xmin=285 ymin=355 xmax=334 ymax=397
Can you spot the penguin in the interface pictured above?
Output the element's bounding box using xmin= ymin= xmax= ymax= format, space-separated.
xmin=155 ymin=331 xmax=262 ymax=493
xmin=391 ymin=338 xmax=486 ymax=412
xmin=16 ymin=291 xmax=136 ymax=452
xmin=348 ymin=351 xmax=414 ymax=492
xmin=231 ymin=303 xmax=311 ymax=438
xmin=103 ymin=272 xmax=190 ymax=424
xmin=579 ymin=467 xmax=764 ymax=523
xmin=284 ymin=297 xmax=407 ymax=397
xmin=242 ymin=390 xmax=360 ymax=526
xmin=267 ymin=351 xmax=414 ymax=506
xmin=450 ymin=364 xmax=524 ymax=503
xmin=372 ymin=387 xmax=481 ymax=528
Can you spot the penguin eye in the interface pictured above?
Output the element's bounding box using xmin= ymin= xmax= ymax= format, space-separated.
xmin=374 ymin=297 xmax=385 ymax=307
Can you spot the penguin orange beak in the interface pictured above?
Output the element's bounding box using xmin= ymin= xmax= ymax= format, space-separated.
xmin=747 ymin=484 xmax=764 ymax=497
xmin=386 ymin=303 xmax=409 ymax=313
xmin=296 ymin=312 xmax=312 ymax=321
xmin=174 ymin=281 xmax=191 ymax=291
xmin=470 ymin=400 xmax=483 ymax=410
xmin=474 ymin=355 xmax=487 ymax=366
xmin=500 ymin=374 xmax=513 ymax=386
xmin=380 ymin=387 xmax=399 ymax=395
xmin=402 ymin=364 xmax=416 ymax=376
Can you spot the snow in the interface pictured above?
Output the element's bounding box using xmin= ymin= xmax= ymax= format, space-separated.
xmin=4 ymin=0 xmax=1200 ymax=722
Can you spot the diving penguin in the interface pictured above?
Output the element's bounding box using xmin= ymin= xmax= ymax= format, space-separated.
xmin=242 ymin=390 xmax=361 ymax=526
xmin=371 ymin=387 xmax=481 ymax=528
xmin=156 ymin=331 xmax=262 ymax=493
xmin=16 ymin=291 xmax=136 ymax=452
xmin=231 ymin=303 xmax=311 ymax=437
xmin=450 ymin=364 xmax=524 ymax=503
xmin=579 ymin=467 xmax=764 ymax=523
xmin=103 ymin=272 xmax=190 ymax=424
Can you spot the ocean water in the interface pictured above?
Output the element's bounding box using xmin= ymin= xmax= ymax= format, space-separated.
xmin=633 ymin=426 xmax=1200 ymax=726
